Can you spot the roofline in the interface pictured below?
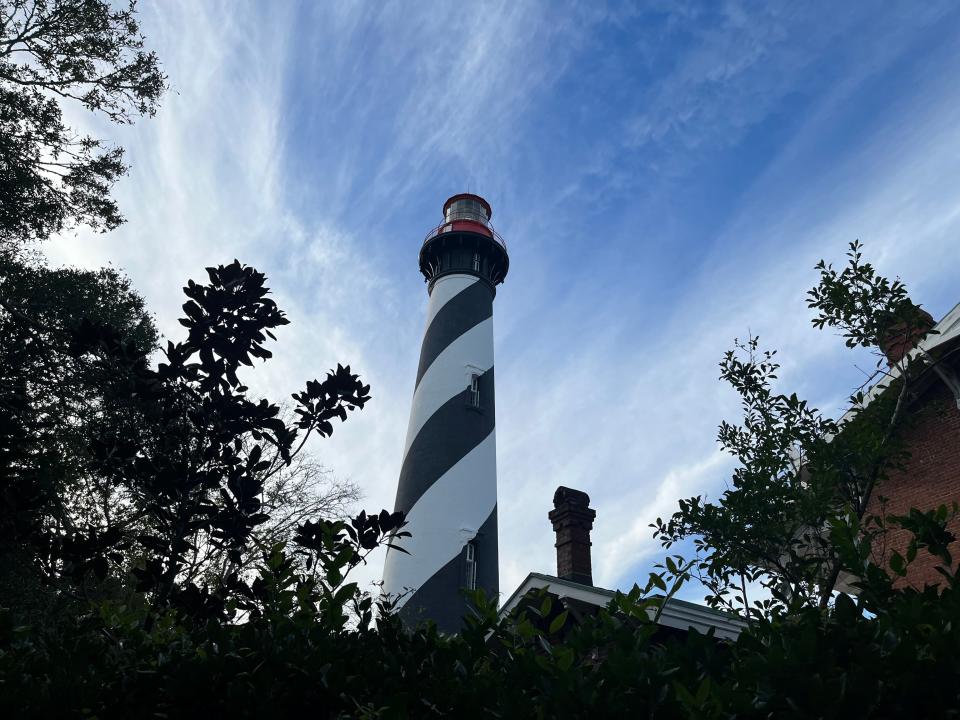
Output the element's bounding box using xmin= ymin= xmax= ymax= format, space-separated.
xmin=499 ymin=572 xmax=616 ymax=611
xmin=932 ymin=300 xmax=960 ymax=348
xmin=834 ymin=300 xmax=960 ymax=427
xmin=500 ymin=572 xmax=747 ymax=640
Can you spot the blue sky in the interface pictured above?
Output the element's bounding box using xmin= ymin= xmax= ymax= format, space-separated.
xmin=51 ymin=1 xmax=960 ymax=602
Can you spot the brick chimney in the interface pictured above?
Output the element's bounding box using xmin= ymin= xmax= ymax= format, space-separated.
xmin=548 ymin=486 xmax=596 ymax=586
xmin=879 ymin=306 xmax=935 ymax=366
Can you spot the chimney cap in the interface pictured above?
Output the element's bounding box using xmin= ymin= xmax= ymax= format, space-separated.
xmin=553 ymin=486 xmax=591 ymax=508
xmin=878 ymin=303 xmax=935 ymax=365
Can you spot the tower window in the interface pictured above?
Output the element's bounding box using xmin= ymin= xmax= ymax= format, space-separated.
xmin=465 ymin=541 xmax=477 ymax=590
xmin=473 ymin=253 xmax=480 ymax=271
xmin=467 ymin=373 xmax=480 ymax=408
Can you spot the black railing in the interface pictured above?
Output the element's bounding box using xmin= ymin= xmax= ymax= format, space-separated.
xmin=423 ymin=216 xmax=507 ymax=251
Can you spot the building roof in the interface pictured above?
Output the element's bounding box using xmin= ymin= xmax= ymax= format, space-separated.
xmin=500 ymin=572 xmax=747 ymax=641
xmin=932 ymin=300 xmax=960 ymax=349
xmin=837 ymin=300 xmax=960 ymax=426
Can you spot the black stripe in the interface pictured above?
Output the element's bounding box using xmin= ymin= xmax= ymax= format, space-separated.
xmin=394 ymin=367 xmax=495 ymax=515
xmin=475 ymin=503 xmax=499 ymax=602
xmin=398 ymin=505 xmax=498 ymax=633
xmin=415 ymin=280 xmax=493 ymax=389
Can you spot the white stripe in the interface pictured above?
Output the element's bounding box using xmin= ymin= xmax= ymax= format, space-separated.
xmin=382 ymin=431 xmax=497 ymax=607
xmin=401 ymin=316 xmax=494 ymax=459
xmin=424 ymin=274 xmax=477 ymax=330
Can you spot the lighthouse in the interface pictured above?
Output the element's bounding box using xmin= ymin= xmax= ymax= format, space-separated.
xmin=382 ymin=193 xmax=509 ymax=632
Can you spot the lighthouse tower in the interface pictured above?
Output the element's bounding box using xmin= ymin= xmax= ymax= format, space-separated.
xmin=382 ymin=193 xmax=509 ymax=632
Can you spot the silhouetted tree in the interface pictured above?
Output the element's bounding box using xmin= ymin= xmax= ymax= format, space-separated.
xmin=0 ymin=250 xmax=156 ymax=610
xmin=180 ymin=433 xmax=363 ymax=589
xmin=0 ymin=0 xmax=165 ymax=246
xmin=655 ymin=241 xmax=941 ymax=613
xmin=1 ymin=258 xmax=372 ymax=623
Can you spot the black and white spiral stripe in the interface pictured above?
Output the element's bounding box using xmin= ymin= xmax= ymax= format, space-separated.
xmin=382 ymin=273 xmax=499 ymax=631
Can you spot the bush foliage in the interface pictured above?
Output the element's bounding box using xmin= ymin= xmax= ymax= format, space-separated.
xmin=2 ymin=521 xmax=959 ymax=718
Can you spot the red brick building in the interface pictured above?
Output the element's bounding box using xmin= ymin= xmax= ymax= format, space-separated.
xmin=861 ymin=302 xmax=960 ymax=589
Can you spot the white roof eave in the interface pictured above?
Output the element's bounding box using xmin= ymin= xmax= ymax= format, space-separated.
xmin=499 ymin=573 xmax=747 ymax=640
xmin=836 ymin=300 xmax=960 ymax=427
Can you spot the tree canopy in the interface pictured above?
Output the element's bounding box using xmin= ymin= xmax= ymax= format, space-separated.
xmin=654 ymin=241 xmax=948 ymax=614
xmin=1 ymin=0 xmax=165 ymax=247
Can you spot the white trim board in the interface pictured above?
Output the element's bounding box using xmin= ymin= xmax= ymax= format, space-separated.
xmin=500 ymin=572 xmax=747 ymax=641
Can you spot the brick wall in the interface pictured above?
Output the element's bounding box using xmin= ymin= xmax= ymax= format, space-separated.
xmin=864 ymin=380 xmax=960 ymax=589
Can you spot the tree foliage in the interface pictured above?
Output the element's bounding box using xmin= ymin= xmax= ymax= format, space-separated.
xmin=653 ymin=241 xmax=941 ymax=613
xmin=0 ymin=251 xmax=156 ymax=566
xmin=180 ymin=441 xmax=363 ymax=589
xmin=1 ymin=258 xmax=373 ymax=624
xmin=0 ymin=0 xmax=165 ymax=246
